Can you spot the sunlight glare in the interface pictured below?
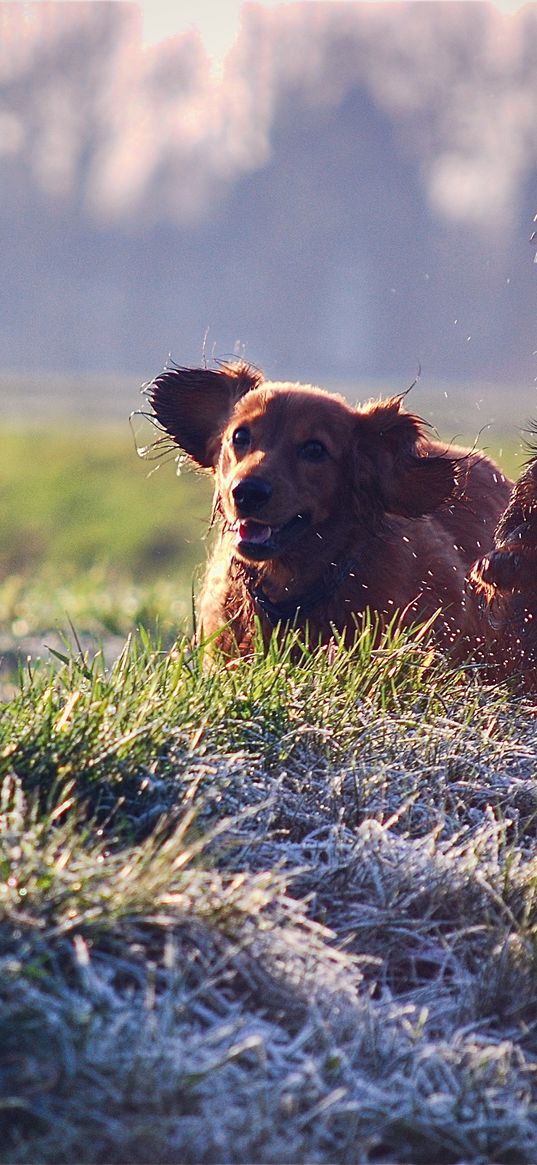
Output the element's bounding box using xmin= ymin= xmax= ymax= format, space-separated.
xmin=140 ymin=0 xmax=243 ymax=60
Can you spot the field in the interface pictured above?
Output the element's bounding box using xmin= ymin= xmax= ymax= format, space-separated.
xmin=0 ymin=422 xmax=213 ymax=674
xmin=3 ymin=383 xmax=537 ymax=1163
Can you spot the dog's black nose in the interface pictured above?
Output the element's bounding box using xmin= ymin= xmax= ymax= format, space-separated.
xmin=232 ymin=476 xmax=273 ymax=515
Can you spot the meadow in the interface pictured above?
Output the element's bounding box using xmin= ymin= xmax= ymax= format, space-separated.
xmin=0 ymin=423 xmax=212 ymax=673
xmin=3 ymin=395 xmax=537 ymax=1163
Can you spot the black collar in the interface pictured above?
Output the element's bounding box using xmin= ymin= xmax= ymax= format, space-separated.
xmin=242 ymin=558 xmax=358 ymax=629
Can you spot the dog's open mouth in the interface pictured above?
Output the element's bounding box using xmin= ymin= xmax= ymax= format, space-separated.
xmin=231 ymin=514 xmax=309 ymax=559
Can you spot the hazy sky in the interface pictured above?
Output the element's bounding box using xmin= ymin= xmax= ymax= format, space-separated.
xmin=139 ymin=0 xmax=529 ymax=53
xmin=4 ymin=0 xmax=534 ymax=230
xmin=1 ymin=1 xmax=535 ymax=385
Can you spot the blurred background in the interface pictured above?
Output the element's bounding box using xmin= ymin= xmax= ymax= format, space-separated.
xmin=0 ymin=0 xmax=536 ymax=659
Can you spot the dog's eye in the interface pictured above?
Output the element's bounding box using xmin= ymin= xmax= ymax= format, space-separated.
xmin=299 ymin=439 xmax=328 ymax=462
xmin=232 ymin=426 xmax=251 ymax=450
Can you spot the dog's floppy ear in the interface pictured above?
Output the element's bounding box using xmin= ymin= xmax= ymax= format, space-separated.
xmin=355 ymin=396 xmax=457 ymax=518
xmin=145 ymin=361 xmax=263 ymax=468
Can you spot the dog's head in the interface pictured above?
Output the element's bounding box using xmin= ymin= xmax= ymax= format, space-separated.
xmin=146 ymin=361 xmax=457 ymax=564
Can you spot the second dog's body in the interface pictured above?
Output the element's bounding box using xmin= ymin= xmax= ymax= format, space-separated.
xmin=468 ymin=454 xmax=537 ymax=688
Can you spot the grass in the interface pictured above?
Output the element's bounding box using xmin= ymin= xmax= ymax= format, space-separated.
xmin=0 ymin=424 xmax=212 ymax=581
xmin=0 ymin=424 xmax=212 ymax=671
xmin=3 ymin=416 xmax=537 ymax=1161
xmin=3 ymin=621 xmax=537 ymax=1163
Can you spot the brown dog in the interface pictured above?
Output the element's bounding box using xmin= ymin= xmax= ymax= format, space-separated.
xmin=468 ymin=449 xmax=537 ymax=689
xmin=146 ymin=361 xmax=511 ymax=657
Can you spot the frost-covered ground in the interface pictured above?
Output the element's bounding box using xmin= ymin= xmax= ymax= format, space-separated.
xmin=3 ymin=626 xmax=537 ymax=1163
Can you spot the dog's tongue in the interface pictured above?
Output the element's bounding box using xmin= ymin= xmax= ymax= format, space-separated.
xmin=239 ymin=521 xmax=272 ymax=544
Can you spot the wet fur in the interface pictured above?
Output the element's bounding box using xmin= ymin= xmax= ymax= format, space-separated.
xmin=146 ymin=361 xmax=512 ymax=657
xmin=468 ymin=448 xmax=537 ymax=689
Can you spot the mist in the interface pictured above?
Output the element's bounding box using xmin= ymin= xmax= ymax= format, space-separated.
xmin=0 ymin=0 xmax=535 ymax=394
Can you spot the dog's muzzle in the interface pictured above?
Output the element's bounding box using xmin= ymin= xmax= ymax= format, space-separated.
xmin=232 ymin=476 xmax=273 ymax=516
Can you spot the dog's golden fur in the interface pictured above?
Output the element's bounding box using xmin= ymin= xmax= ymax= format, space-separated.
xmin=147 ymin=361 xmax=512 ymax=657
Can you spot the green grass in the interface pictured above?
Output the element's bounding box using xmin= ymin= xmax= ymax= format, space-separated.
xmin=0 ymin=425 xmax=212 ymax=664
xmin=3 ymin=418 xmax=537 ymax=1161
xmin=0 ymin=424 xmax=212 ymax=580
xmin=2 ymin=624 xmax=537 ymax=1163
